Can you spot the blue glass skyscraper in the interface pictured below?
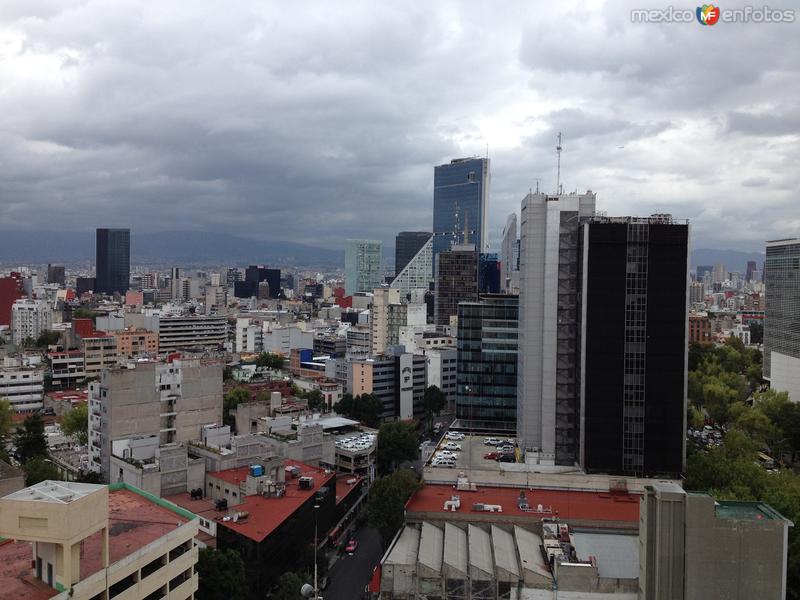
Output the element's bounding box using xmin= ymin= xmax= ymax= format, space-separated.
xmin=432 ymin=157 xmax=490 ymax=269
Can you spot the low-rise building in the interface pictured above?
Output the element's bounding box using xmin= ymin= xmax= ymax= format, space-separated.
xmin=113 ymin=327 xmax=159 ymax=359
xmin=47 ymin=350 xmax=86 ymax=388
xmin=81 ymin=332 xmax=118 ymax=377
xmin=0 ymin=481 xmax=199 ymax=600
xmin=158 ymin=314 xmax=228 ymax=353
xmin=0 ymin=365 xmax=44 ymax=412
xmin=44 ymin=389 xmax=88 ymax=417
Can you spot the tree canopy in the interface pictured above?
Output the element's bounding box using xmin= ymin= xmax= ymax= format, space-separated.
xmin=334 ymin=393 xmax=383 ymax=427
xmin=62 ymin=403 xmax=89 ymax=445
xmin=423 ymin=385 xmax=447 ymax=431
xmin=13 ymin=414 xmax=48 ymax=463
xmin=377 ymin=421 xmax=419 ymax=475
xmin=367 ymin=469 xmax=421 ymax=545
xmin=196 ymin=548 xmax=248 ymax=600
xmin=255 ymin=352 xmax=284 ymax=369
xmin=0 ymin=398 xmax=13 ymax=462
xmin=22 ymin=456 xmax=61 ymax=486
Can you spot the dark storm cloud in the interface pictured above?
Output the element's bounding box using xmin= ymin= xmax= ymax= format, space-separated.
xmin=0 ymin=0 xmax=798 ymax=254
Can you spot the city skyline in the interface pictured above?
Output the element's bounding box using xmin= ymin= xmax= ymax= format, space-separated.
xmin=0 ymin=2 xmax=798 ymax=253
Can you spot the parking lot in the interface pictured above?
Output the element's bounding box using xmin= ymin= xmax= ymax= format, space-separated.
xmin=427 ymin=433 xmax=519 ymax=470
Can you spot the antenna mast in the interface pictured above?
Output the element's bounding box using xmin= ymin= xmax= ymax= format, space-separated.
xmin=556 ymin=132 xmax=563 ymax=194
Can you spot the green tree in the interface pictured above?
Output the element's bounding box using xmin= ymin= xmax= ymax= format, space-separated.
xmin=333 ymin=393 xmax=354 ymax=417
xmin=423 ymin=385 xmax=447 ymax=432
xmin=749 ymin=322 xmax=764 ymax=345
xmin=304 ymin=389 xmax=325 ymax=412
xmin=367 ymin=469 xmax=421 ymax=544
xmin=272 ymin=571 xmax=308 ymax=600
xmin=377 ymin=421 xmax=419 ymax=475
xmin=196 ymin=548 xmax=248 ymax=600
xmin=62 ymin=403 xmax=89 ymax=445
xmin=687 ymin=404 xmax=704 ymax=430
xmin=355 ymin=393 xmax=383 ymax=428
xmin=13 ymin=414 xmax=48 ymax=463
xmin=35 ymin=330 xmax=61 ymax=348
xmin=22 ymin=456 xmax=60 ymax=486
xmin=223 ymin=387 xmax=252 ymax=430
xmin=75 ymin=470 xmax=103 ymax=483
xmin=72 ymin=308 xmax=99 ymax=319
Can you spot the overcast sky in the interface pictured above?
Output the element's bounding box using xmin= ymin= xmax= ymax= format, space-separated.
xmin=1 ymin=0 xmax=798 ymax=252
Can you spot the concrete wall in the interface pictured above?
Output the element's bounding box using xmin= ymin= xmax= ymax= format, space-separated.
xmin=685 ymin=495 xmax=787 ymax=600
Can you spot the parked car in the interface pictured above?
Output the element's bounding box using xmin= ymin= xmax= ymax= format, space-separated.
xmin=443 ymin=442 xmax=462 ymax=451
xmin=497 ymin=454 xmax=516 ymax=463
xmin=483 ymin=452 xmax=499 ymax=460
xmin=345 ymin=539 xmax=359 ymax=554
xmin=497 ymin=444 xmax=515 ymax=453
xmin=446 ymin=432 xmax=465 ymax=440
xmin=484 ymin=437 xmax=501 ymax=446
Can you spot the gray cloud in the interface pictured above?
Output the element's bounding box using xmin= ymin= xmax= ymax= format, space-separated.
xmin=0 ymin=0 xmax=798 ymax=255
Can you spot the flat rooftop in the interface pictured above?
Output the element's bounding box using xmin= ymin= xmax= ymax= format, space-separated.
xmin=406 ymin=483 xmax=639 ymax=524
xmin=0 ymin=484 xmax=192 ymax=600
xmin=716 ymin=500 xmax=789 ymax=522
xmin=216 ymin=461 xmax=335 ymax=543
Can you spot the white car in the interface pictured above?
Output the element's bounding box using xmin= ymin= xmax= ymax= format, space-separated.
xmin=446 ymin=432 xmax=465 ymax=440
xmin=437 ymin=450 xmax=458 ymax=457
xmin=484 ymin=437 xmax=502 ymax=446
xmin=443 ymin=442 xmax=462 ymax=451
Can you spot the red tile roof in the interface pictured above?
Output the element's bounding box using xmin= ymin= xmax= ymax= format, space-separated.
xmin=216 ymin=462 xmax=335 ymax=543
xmin=405 ymin=484 xmax=640 ymax=523
xmin=79 ymin=488 xmax=191 ymax=580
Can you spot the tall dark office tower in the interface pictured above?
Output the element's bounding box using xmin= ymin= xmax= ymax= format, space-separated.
xmin=395 ymin=232 xmax=432 ymax=277
xmin=235 ymin=265 xmax=281 ymax=299
xmin=456 ymin=294 xmax=518 ymax=432
xmin=478 ymin=253 xmax=501 ymax=294
xmin=579 ymin=214 xmax=689 ymax=478
xmin=434 ymin=246 xmax=478 ymax=327
xmin=763 ymin=239 xmax=800 ymax=402
xmin=46 ymin=264 xmax=65 ymax=286
xmin=696 ymin=265 xmax=713 ymax=280
xmin=432 ymin=157 xmax=490 ymax=270
xmin=745 ymin=260 xmax=758 ymax=282
xmin=95 ymin=228 xmax=130 ymax=295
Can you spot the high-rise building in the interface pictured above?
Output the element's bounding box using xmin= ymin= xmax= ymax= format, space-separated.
xmin=170 ymin=267 xmax=181 ymax=299
xmin=233 ymin=265 xmax=281 ymax=299
xmin=579 ymin=215 xmax=689 ymax=477
xmin=391 ymin=236 xmax=433 ymax=295
xmin=395 ymin=232 xmax=433 ymax=277
xmin=712 ymin=262 xmax=726 ymax=283
xmin=478 ymin=253 xmax=501 ymax=294
xmin=696 ymin=265 xmax=713 ymax=281
xmin=75 ymin=277 xmax=95 ymax=296
xmin=500 ymin=213 xmax=519 ymax=293
xmin=432 ymin=157 xmax=490 ymax=269
xmin=371 ymin=288 xmax=401 ymax=355
xmin=0 ymin=273 xmax=24 ymax=327
xmin=46 ymin=264 xmax=65 ymax=286
xmin=456 ymin=294 xmax=518 ymax=432
xmin=226 ymin=267 xmax=242 ymax=289
xmin=344 ymin=239 xmax=382 ymax=296
xmin=349 ymin=353 xmax=426 ymax=421
xmin=745 ymin=260 xmax=758 ymax=282
xmin=11 ymin=298 xmax=53 ymax=345
xmin=763 ymin=238 xmax=800 ymax=402
xmin=95 ymin=228 xmax=130 ymax=295
xmin=434 ymin=246 xmax=478 ymax=327
xmin=517 ymin=191 xmax=596 ymax=464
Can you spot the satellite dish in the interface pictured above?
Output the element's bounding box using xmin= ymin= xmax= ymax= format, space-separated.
xmin=300 ymin=583 xmax=316 ymax=597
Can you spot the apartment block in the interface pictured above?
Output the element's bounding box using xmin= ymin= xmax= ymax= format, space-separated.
xmin=11 ymin=298 xmax=53 ymax=345
xmin=88 ymin=359 xmax=223 ymax=481
xmin=0 ymin=366 xmax=44 ymax=412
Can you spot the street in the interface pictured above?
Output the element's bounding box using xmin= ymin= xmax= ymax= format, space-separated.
xmin=323 ymin=526 xmax=382 ymax=600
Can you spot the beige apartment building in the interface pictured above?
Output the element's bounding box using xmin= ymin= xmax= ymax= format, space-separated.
xmin=82 ymin=332 xmax=118 ymax=377
xmin=0 ymin=480 xmax=199 ymax=600
xmin=113 ymin=327 xmax=159 ymax=359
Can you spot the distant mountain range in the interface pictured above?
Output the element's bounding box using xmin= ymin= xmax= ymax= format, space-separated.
xmin=0 ymin=229 xmax=764 ymax=273
xmin=690 ymin=248 xmax=765 ymax=274
xmin=0 ymin=230 xmax=343 ymax=267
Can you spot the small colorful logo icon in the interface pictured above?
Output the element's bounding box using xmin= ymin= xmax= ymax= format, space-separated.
xmin=697 ymin=4 xmax=721 ymax=25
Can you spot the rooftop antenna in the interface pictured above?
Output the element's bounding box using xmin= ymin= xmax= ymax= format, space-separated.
xmin=556 ymin=132 xmax=563 ymax=194
xmin=535 ymin=178 xmax=541 ymax=194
